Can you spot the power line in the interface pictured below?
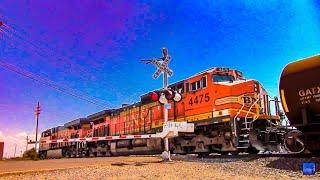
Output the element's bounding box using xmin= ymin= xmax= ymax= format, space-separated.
xmin=0 ymin=19 xmax=139 ymax=107
xmin=0 ymin=60 xmax=114 ymax=108
xmin=0 ymin=20 xmax=116 ymax=108
xmin=0 ymin=20 xmax=93 ymax=80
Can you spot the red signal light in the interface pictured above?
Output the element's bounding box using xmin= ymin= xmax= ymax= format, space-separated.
xmin=164 ymin=89 xmax=174 ymax=100
xmin=0 ymin=22 xmax=3 ymax=26
xmin=149 ymin=92 xmax=159 ymax=101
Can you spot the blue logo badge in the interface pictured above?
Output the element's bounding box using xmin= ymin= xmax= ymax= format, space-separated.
xmin=303 ymin=162 xmax=316 ymax=175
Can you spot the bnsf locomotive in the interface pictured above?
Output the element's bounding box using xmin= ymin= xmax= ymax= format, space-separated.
xmin=39 ymin=67 xmax=281 ymax=159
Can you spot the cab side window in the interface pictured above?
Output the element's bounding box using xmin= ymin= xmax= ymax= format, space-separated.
xmin=186 ymin=83 xmax=190 ymax=92
xmin=191 ymin=82 xmax=197 ymax=91
xmin=212 ymin=74 xmax=234 ymax=82
xmin=190 ymin=76 xmax=207 ymax=91
xmin=201 ymin=76 xmax=207 ymax=88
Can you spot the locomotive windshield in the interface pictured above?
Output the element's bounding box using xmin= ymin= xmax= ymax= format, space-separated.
xmin=212 ymin=74 xmax=234 ymax=82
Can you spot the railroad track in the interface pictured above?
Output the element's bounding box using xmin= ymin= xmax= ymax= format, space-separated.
xmin=171 ymin=152 xmax=319 ymax=163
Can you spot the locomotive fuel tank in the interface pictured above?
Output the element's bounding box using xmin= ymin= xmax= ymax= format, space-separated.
xmin=280 ymin=55 xmax=320 ymax=152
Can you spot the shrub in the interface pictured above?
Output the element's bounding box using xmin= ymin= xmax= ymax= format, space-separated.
xmin=23 ymin=148 xmax=38 ymax=160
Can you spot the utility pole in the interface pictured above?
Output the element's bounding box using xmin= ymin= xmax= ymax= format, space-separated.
xmin=26 ymin=136 xmax=29 ymax=152
xmin=35 ymin=102 xmax=41 ymax=152
xmin=141 ymin=47 xmax=173 ymax=161
xmin=14 ymin=144 xmax=17 ymax=158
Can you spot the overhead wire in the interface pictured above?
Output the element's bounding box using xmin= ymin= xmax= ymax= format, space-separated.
xmin=0 ymin=18 xmax=93 ymax=80
xmin=0 ymin=18 xmax=129 ymax=100
xmin=0 ymin=18 xmax=149 ymax=108
xmin=0 ymin=60 xmax=115 ymax=108
xmin=0 ymin=18 xmax=118 ymax=108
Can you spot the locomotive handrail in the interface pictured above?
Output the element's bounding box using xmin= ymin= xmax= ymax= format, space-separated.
xmin=244 ymin=94 xmax=260 ymax=128
xmin=233 ymin=103 xmax=246 ymax=137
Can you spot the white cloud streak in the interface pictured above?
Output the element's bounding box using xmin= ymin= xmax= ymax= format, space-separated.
xmin=1 ymin=131 xmax=36 ymax=158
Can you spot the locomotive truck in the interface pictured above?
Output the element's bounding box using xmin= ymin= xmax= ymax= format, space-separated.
xmin=39 ymin=67 xmax=282 ymax=159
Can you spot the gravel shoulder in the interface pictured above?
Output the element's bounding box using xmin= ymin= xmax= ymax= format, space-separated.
xmin=0 ymin=155 xmax=319 ymax=180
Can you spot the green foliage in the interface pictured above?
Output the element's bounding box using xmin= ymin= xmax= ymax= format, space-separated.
xmin=23 ymin=148 xmax=39 ymax=160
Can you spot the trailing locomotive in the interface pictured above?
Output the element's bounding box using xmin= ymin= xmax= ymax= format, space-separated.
xmin=39 ymin=67 xmax=281 ymax=159
xmin=279 ymin=55 xmax=320 ymax=153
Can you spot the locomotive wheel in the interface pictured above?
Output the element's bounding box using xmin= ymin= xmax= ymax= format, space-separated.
xmin=220 ymin=151 xmax=239 ymax=156
xmin=246 ymin=146 xmax=259 ymax=154
xmin=39 ymin=152 xmax=46 ymax=160
xmin=220 ymin=151 xmax=229 ymax=155
xmin=197 ymin=152 xmax=210 ymax=158
xmin=248 ymin=129 xmax=269 ymax=151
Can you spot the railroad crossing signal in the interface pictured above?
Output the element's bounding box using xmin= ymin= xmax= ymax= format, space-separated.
xmin=141 ymin=47 xmax=173 ymax=161
xmin=152 ymin=60 xmax=173 ymax=79
xmin=141 ymin=48 xmax=173 ymax=79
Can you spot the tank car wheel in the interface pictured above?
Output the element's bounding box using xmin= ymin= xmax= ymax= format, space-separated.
xmin=284 ymin=130 xmax=305 ymax=153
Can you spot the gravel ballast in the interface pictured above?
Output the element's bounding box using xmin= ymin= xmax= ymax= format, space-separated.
xmin=0 ymin=155 xmax=319 ymax=180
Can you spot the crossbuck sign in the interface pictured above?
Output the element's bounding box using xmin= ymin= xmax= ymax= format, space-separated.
xmin=142 ymin=48 xmax=173 ymax=79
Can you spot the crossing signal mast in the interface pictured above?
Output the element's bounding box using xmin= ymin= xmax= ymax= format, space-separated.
xmin=142 ymin=48 xmax=181 ymax=161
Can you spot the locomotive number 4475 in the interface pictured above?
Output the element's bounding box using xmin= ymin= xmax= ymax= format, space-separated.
xmin=189 ymin=93 xmax=210 ymax=106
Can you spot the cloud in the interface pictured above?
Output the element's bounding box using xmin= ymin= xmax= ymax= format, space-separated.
xmin=0 ymin=130 xmax=3 ymax=141
xmin=16 ymin=131 xmax=28 ymax=138
xmin=2 ymin=131 xmax=35 ymax=158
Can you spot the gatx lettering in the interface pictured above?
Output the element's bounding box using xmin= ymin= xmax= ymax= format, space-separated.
xmin=298 ymin=86 xmax=320 ymax=97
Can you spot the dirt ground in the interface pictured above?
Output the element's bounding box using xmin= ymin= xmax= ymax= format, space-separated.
xmin=0 ymin=155 xmax=319 ymax=180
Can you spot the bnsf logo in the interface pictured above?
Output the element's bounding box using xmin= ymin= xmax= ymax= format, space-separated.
xmin=215 ymin=95 xmax=260 ymax=106
xmin=242 ymin=96 xmax=260 ymax=107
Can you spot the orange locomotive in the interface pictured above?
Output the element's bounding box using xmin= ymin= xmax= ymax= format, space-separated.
xmin=39 ymin=67 xmax=280 ymax=158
